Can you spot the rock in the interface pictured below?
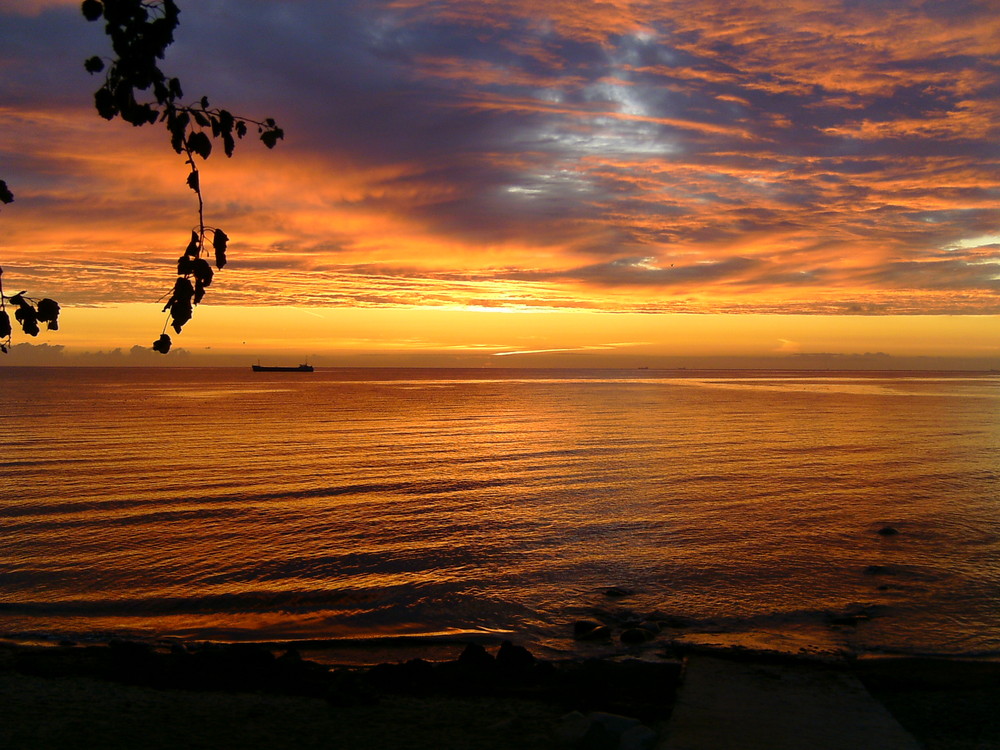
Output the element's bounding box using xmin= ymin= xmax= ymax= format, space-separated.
xmin=620 ymin=628 xmax=654 ymax=645
xmin=604 ymin=586 xmax=634 ymax=598
xmin=554 ymin=711 xmax=590 ymax=745
xmin=180 ymin=643 xmax=278 ymax=692
xmin=828 ymin=603 xmax=876 ymax=626
xmin=106 ymin=640 xmax=160 ymax=684
xmin=108 ymin=639 xmax=154 ymax=657
xmin=497 ymin=641 xmax=535 ymax=671
xmin=401 ymin=657 xmax=435 ymax=686
xmin=556 ymin=712 xmax=639 ymax=750
xmin=325 ymin=668 xmax=378 ymax=707
xmin=487 ymin=715 xmax=526 ymax=732
xmin=366 ymin=658 xmax=436 ymax=694
xmin=554 ymin=711 xmax=647 ymax=749
xmin=458 ymin=642 xmax=494 ymax=670
xmin=574 ymin=621 xmax=612 ymax=641
xmin=589 ymin=711 xmax=641 ymax=735
xmin=658 ymin=615 xmax=693 ymax=629
xmin=877 ymin=526 xmax=900 ymax=536
xmin=619 ymin=723 xmax=658 ymax=750
xmin=580 ymin=720 xmax=617 ymax=750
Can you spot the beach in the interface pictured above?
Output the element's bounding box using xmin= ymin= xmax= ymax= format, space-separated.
xmin=2 ymin=639 xmax=998 ymax=749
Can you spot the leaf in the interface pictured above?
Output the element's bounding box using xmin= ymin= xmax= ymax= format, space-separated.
xmin=187 ymin=131 xmax=212 ymax=160
xmin=35 ymin=298 xmax=60 ymax=323
xmin=168 ymin=77 xmax=183 ymax=100
xmin=169 ymin=299 xmax=192 ymax=333
xmin=94 ymin=88 xmax=116 ymax=120
xmin=235 ymin=121 xmax=247 ymax=139
xmin=171 ymin=277 xmax=195 ymax=303
xmin=200 ymin=96 xmax=210 ymax=109
xmin=168 ymin=110 xmax=190 ymax=153
xmin=0 ymin=180 xmax=12 ymax=205
xmin=192 ymin=257 xmax=214 ymax=287
xmin=184 ymin=230 xmax=200 ymax=257
xmin=15 ymin=306 xmax=39 ymax=337
xmin=84 ymin=56 xmax=105 ymax=74
xmin=212 ymin=229 xmax=229 ymax=269
xmin=186 ymin=170 xmax=199 ymax=193
xmin=177 ymin=255 xmax=194 ymax=275
xmin=81 ymin=0 xmax=103 ymax=22
xmin=152 ymin=333 xmax=172 ymax=354
xmin=0 ymin=310 xmax=10 ymax=339
xmin=194 ymin=280 xmax=206 ymax=305
xmin=260 ymin=128 xmax=284 ymax=149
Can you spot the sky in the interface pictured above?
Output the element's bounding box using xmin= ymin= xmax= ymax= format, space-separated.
xmin=1 ymin=0 xmax=998 ymax=368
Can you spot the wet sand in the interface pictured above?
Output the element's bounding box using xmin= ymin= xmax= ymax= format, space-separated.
xmin=0 ymin=641 xmax=997 ymax=749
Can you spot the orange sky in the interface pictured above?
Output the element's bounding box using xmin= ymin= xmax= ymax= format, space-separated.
xmin=1 ymin=1 xmax=998 ymax=367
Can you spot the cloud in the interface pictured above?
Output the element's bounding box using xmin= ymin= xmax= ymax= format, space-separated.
xmin=1 ymin=0 xmax=999 ymax=316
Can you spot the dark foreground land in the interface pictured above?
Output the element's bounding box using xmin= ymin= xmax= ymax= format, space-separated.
xmin=0 ymin=640 xmax=998 ymax=749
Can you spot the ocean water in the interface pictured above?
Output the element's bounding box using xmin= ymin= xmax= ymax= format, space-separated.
xmin=1 ymin=366 xmax=998 ymax=662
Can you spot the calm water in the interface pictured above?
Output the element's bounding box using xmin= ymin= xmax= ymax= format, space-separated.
xmin=1 ymin=366 xmax=999 ymax=662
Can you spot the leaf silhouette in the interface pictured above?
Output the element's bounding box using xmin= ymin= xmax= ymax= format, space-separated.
xmin=261 ymin=128 xmax=284 ymax=149
xmin=187 ymin=131 xmax=212 ymax=160
xmin=81 ymin=0 xmax=103 ymax=22
xmin=213 ymin=228 xmax=229 ymax=269
xmin=14 ymin=306 xmax=39 ymax=336
xmin=36 ymin=298 xmax=60 ymax=323
xmin=169 ymin=300 xmax=192 ymax=332
xmin=79 ymin=0 xmax=282 ymax=350
xmin=192 ymin=257 xmax=214 ymax=287
xmin=152 ymin=333 xmax=172 ymax=354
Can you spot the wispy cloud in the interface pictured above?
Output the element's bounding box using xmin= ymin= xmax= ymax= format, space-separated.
xmin=1 ymin=0 xmax=998 ymax=317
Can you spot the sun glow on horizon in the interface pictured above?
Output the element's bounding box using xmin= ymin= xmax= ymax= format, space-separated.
xmin=4 ymin=303 xmax=996 ymax=370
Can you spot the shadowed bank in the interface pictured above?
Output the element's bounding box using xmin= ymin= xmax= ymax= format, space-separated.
xmin=2 ymin=640 xmax=998 ymax=749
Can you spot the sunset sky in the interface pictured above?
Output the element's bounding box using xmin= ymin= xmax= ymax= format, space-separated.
xmin=1 ymin=0 xmax=998 ymax=367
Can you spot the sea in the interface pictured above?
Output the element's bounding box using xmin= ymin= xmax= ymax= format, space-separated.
xmin=1 ymin=366 xmax=998 ymax=664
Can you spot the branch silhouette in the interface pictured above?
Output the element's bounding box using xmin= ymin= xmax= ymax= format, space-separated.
xmin=2 ymin=2 xmax=282 ymax=355
xmin=82 ymin=0 xmax=283 ymax=353
xmin=0 ymin=182 xmax=62 ymax=353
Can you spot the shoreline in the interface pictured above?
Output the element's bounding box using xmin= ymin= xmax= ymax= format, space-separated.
xmin=2 ymin=638 xmax=998 ymax=749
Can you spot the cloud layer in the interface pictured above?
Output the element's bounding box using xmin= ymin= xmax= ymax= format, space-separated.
xmin=2 ymin=0 xmax=999 ymax=314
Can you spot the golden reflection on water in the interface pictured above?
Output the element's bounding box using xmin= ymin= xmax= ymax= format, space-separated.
xmin=1 ymin=367 xmax=998 ymax=657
